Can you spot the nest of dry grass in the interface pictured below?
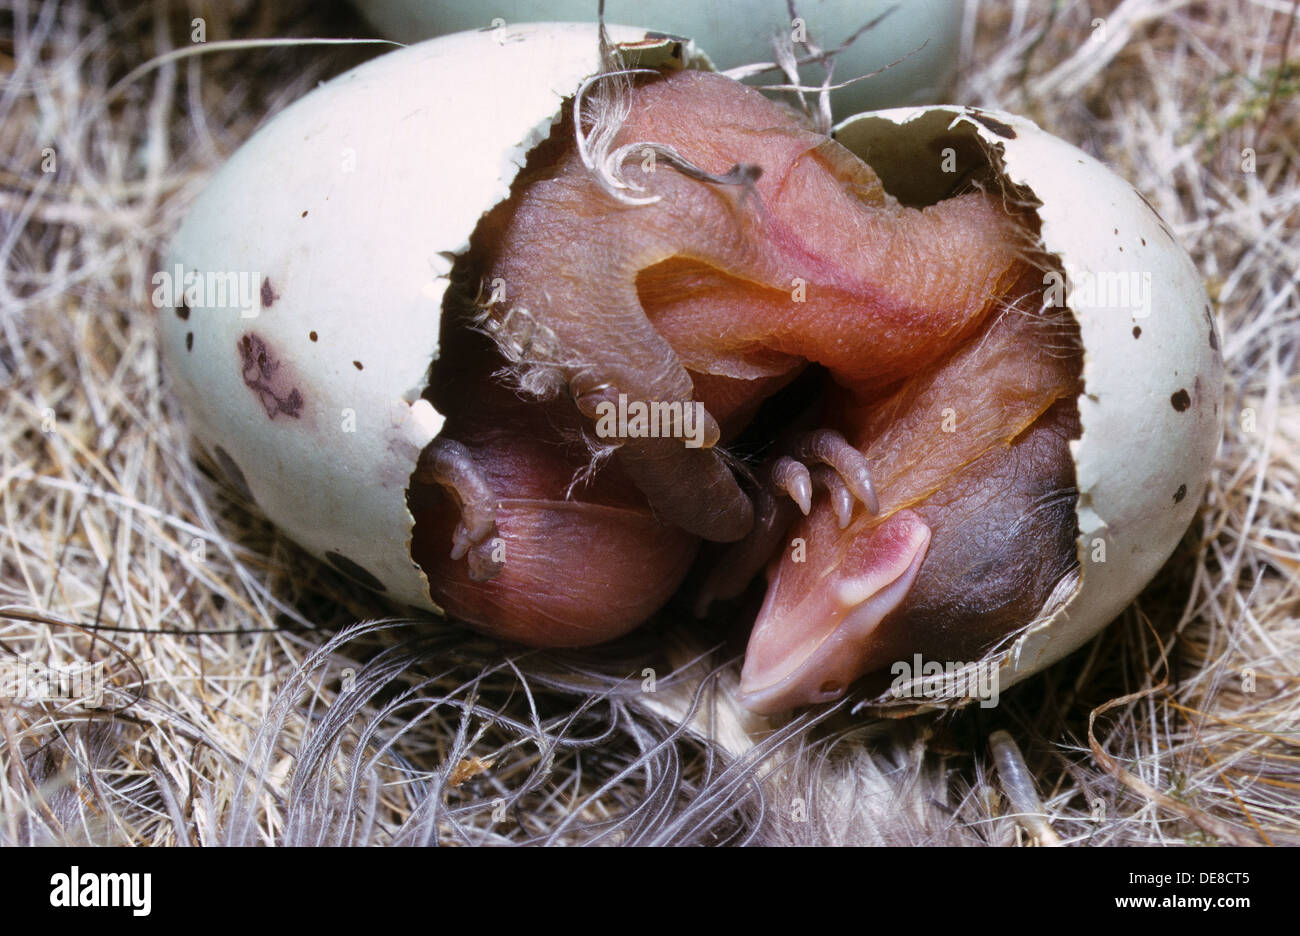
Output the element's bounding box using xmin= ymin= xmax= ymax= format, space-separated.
xmin=1 ymin=0 xmax=1296 ymax=846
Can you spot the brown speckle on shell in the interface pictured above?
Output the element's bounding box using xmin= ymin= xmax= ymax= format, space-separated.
xmin=185 ymin=332 xmax=193 ymax=352
xmin=238 ymin=332 xmax=304 ymax=419
xmin=1173 ymin=484 xmax=1187 ymax=504
xmin=1171 ymin=388 xmax=1191 ymax=412
xmin=1132 ymin=325 xmax=1142 ymax=339
xmin=260 ymin=277 xmax=278 ymax=308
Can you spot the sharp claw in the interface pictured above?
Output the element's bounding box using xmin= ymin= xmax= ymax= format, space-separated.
xmin=834 ymin=495 xmax=854 ymax=529
xmin=773 ymin=457 xmax=813 ymax=515
xmin=848 ymin=468 xmax=879 ymax=516
xmin=796 ymin=429 xmax=879 ymax=515
xmin=811 ymin=466 xmax=855 ymax=529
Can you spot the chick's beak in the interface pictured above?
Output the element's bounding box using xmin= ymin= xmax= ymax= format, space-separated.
xmin=738 ymin=509 xmax=931 ymax=715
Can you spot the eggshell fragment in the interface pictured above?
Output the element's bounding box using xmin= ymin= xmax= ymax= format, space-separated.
xmin=349 ymin=0 xmax=963 ymax=114
xmin=160 ymin=24 xmax=707 ymax=611
xmin=833 ymin=107 xmax=1223 ymax=707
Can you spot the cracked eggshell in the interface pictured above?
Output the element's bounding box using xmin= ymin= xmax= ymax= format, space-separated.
xmin=833 ymin=106 xmax=1224 ymax=709
xmin=160 ymin=23 xmax=708 ymax=611
xmin=350 ymin=0 xmax=962 ymax=115
xmin=163 ymin=24 xmax=1221 ymax=709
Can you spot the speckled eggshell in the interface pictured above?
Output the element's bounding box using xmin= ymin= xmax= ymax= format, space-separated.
xmin=160 ymin=23 xmax=708 ymax=611
xmin=165 ymin=27 xmax=1222 ymax=707
xmin=834 ymin=107 xmax=1224 ymax=706
xmin=349 ymin=0 xmax=963 ymax=114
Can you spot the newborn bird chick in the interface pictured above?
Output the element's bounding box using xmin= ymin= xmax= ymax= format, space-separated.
xmin=470 ymin=68 xmax=1030 ymax=542
xmin=736 ymin=281 xmax=1083 ymax=713
xmin=414 ymin=67 xmax=1082 ymax=708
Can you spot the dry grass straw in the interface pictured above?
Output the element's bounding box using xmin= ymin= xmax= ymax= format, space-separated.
xmin=1 ymin=0 xmax=1296 ymax=846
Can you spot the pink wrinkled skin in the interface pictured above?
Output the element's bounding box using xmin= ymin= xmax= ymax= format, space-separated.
xmin=407 ymin=69 xmax=1082 ymax=713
